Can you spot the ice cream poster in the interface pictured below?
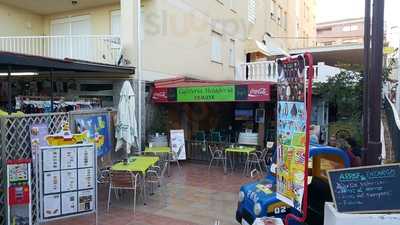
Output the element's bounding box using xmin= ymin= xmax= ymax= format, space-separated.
xmin=74 ymin=115 xmax=111 ymax=157
xmin=276 ymin=55 xmax=308 ymax=211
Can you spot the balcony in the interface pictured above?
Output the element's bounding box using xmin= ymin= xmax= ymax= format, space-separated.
xmin=236 ymin=61 xmax=343 ymax=83
xmin=0 ymin=35 xmax=121 ymax=65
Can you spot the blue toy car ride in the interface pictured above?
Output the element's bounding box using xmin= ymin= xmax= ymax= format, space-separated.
xmin=236 ymin=145 xmax=350 ymax=225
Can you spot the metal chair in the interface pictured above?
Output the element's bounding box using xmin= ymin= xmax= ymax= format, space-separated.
xmin=245 ymin=148 xmax=266 ymax=176
xmin=146 ymin=161 xmax=169 ymax=195
xmin=107 ymin=170 xmax=140 ymax=214
xmin=97 ymin=167 xmax=111 ymax=184
xmin=167 ymin=145 xmax=182 ymax=176
xmin=208 ymin=144 xmax=226 ymax=170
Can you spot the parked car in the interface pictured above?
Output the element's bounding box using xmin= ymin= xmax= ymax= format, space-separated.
xmin=236 ymin=145 xmax=350 ymax=225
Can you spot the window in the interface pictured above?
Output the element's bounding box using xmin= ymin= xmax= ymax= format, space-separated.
xmin=211 ymin=31 xmax=223 ymax=63
xmin=342 ymin=24 xmax=359 ymax=32
xmin=229 ymin=39 xmax=235 ymax=66
xmin=111 ymin=10 xmax=121 ymax=36
xmin=248 ymin=0 xmax=256 ymax=24
xmin=50 ymin=15 xmax=91 ymax=59
xmin=110 ymin=10 xmax=121 ymax=48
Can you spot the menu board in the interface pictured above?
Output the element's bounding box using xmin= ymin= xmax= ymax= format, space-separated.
xmin=61 ymin=148 xmax=77 ymax=169
xmin=61 ymin=192 xmax=78 ymax=215
xmin=170 ymin=130 xmax=186 ymax=160
xmin=61 ymin=170 xmax=77 ymax=192
xmin=328 ymin=164 xmax=400 ymax=213
xmin=43 ymin=171 xmax=61 ymax=194
xmin=43 ymin=194 xmax=61 ymax=218
xmin=39 ymin=144 xmax=96 ymax=221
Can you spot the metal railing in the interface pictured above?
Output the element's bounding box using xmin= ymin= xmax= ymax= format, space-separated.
xmin=383 ymin=95 xmax=400 ymax=162
xmin=0 ymin=35 xmax=121 ymax=65
xmin=236 ymin=61 xmax=342 ymax=83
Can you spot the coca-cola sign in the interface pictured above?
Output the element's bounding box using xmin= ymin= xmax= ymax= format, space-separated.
xmin=247 ymin=84 xmax=270 ymax=101
xmin=152 ymin=88 xmax=168 ymax=102
xmin=249 ymin=87 xmax=267 ymax=97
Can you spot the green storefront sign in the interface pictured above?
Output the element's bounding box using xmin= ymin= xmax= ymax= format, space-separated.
xmin=177 ymin=85 xmax=235 ymax=102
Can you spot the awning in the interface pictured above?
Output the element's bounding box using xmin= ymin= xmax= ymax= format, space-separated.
xmin=152 ymin=77 xmax=274 ymax=103
xmin=245 ymin=39 xmax=289 ymax=57
xmin=289 ymin=44 xmax=364 ymax=66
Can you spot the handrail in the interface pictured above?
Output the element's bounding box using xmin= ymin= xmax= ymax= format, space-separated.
xmin=383 ymin=95 xmax=400 ymax=162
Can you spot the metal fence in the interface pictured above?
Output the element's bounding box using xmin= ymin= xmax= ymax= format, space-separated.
xmin=0 ymin=110 xmax=114 ymax=225
xmin=383 ymin=95 xmax=400 ymax=162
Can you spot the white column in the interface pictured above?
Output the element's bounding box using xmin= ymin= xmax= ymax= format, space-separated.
xmin=396 ymin=51 xmax=400 ymax=114
xmin=121 ymin=0 xmax=143 ymax=152
xmin=120 ymin=0 xmax=139 ymax=65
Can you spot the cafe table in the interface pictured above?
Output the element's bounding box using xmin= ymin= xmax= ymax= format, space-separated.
xmin=144 ymin=146 xmax=171 ymax=161
xmin=111 ymin=156 xmax=159 ymax=203
xmin=144 ymin=146 xmax=171 ymax=154
xmin=224 ymin=146 xmax=256 ymax=175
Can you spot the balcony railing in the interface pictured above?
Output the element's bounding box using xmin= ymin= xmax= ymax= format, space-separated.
xmin=236 ymin=61 xmax=278 ymax=82
xmin=0 ymin=35 xmax=121 ymax=65
xmin=236 ymin=61 xmax=343 ymax=83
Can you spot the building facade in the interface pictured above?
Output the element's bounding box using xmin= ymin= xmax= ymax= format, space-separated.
xmin=316 ymin=17 xmax=364 ymax=47
xmin=0 ymin=0 xmax=316 ymax=82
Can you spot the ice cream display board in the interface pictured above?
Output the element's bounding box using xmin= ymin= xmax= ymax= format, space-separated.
xmin=38 ymin=144 xmax=96 ymax=222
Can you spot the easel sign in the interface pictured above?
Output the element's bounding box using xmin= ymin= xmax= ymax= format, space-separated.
xmin=328 ymin=163 xmax=400 ymax=213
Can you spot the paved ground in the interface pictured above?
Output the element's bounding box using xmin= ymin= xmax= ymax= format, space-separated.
xmin=45 ymin=162 xmax=256 ymax=225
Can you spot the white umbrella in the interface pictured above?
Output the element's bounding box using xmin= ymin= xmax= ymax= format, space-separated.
xmin=115 ymin=81 xmax=138 ymax=154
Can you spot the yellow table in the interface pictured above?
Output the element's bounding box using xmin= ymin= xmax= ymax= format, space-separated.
xmin=224 ymin=147 xmax=256 ymax=175
xmin=112 ymin=156 xmax=159 ymax=204
xmin=112 ymin=156 xmax=159 ymax=173
xmin=144 ymin=147 xmax=171 ymax=154
xmin=225 ymin=147 xmax=256 ymax=154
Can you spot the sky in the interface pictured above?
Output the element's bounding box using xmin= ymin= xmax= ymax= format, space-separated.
xmin=317 ymin=0 xmax=400 ymax=47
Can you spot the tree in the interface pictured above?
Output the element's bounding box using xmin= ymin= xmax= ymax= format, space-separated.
xmin=314 ymin=69 xmax=363 ymax=121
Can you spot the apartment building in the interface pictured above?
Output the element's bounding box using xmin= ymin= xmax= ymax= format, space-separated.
xmin=317 ymin=17 xmax=364 ymax=47
xmin=0 ymin=0 xmax=316 ymax=82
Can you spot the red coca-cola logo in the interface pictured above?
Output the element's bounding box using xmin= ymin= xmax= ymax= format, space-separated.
xmin=249 ymin=87 xmax=267 ymax=97
xmin=152 ymin=88 xmax=168 ymax=101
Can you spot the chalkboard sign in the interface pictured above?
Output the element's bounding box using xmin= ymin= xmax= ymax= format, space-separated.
xmin=328 ymin=164 xmax=400 ymax=213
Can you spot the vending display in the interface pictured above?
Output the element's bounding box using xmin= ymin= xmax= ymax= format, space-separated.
xmin=38 ymin=144 xmax=96 ymax=222
xmin=7 ymin=159 xmax=32 ymax=225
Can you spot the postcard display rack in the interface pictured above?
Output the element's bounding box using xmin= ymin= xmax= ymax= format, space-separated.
xmin=7 ymin=159 xmax=33 ymax=225
xmin=37 ymin=144 xmax=97 ymax=222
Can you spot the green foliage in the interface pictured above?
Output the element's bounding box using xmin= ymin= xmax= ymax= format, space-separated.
xmin=148 ymin=106 xmax=168 ymax=134
xmin=314 ymin=69 xmax=363 ymax=120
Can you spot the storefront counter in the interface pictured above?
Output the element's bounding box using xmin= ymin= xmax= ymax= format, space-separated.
xmin=324 ymin=202 xmax=400 ymax=225
xmin=238 ymin=132 xmax=259 ymax=145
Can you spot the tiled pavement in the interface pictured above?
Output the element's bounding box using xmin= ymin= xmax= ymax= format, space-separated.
xmin=45 ymin=162 xmax=256 ymax=225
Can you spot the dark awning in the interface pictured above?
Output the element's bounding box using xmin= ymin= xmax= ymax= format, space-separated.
xmin=0 ymin=51 xmax=135 ymax=75
xmin=152 ymin=77 xmax=274 ymax=103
